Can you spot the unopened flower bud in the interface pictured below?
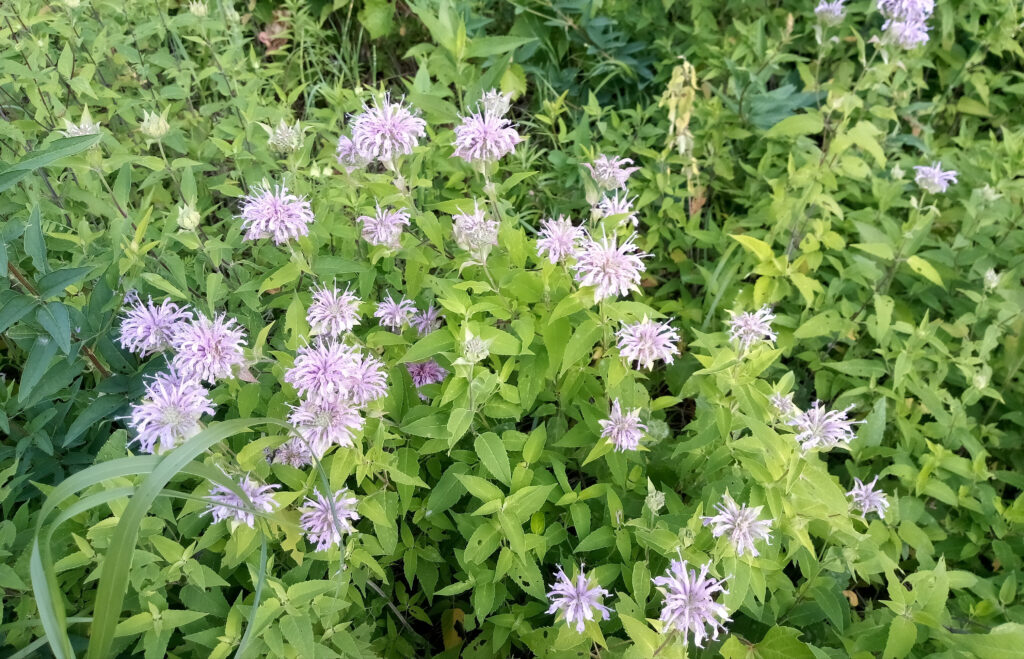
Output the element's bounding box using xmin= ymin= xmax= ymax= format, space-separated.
xmin=140 ymin=110 xmax=170 ymax=140
xmin=463 ymin=332 xmax=491 ymax=363
xmin=264 ymin=119 xmax=303 ymax=154
xmin=188 ymin=1 xmax=208 ymax=17
xmin=177 ymin=203 xmax=201 ymax=231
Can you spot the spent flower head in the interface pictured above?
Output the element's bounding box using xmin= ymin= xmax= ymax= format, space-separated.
xmin=701 ymin=493 xmax=773 ymax=557
xmin=203 ymin=474 xmax=279 ymax=528
xmin=350 ymin=93 xmax=426 ymax=165
xmin=653 ymin=559 xmax=730 ymax=647
xmin=536 ymin=216 xmax=584 ymax=264
xmin=357 ymin=204 xmax=410 ymax=249
xmin=238 ymin=184 xmax=315 ymax=245
xmin=118 ymin=296 xmax=193 ymax=356
xmin=300 ymin=488 xmax=360 ymax=552
xmin=307 ymin=284 xmax=361 ymax=337
xmin=584 ymin=154 xmax=639 ymax=191
xmin=616 ymin=317 xmax=680 ymax=370
xmin=913 ymin=162 xmax=958 ymax=194
xmin=599 ymin=399 xmax=647 ymax=452
xmin=545 ymin=564 xmax=612 ymax=633
xmin=571 ymin=230 xmax=649 ymax=303
xmin=788 ymin=400 xmax=860 ymax=452
xmin=177 ymin=202 xmax=201 ymax=231
xmin=170 ymin=312 xmax=247 ymax=384
xmin=128 ymin=371 xmax=214 ymax=454
xmin=847 ymin=476 xmax=890 ymax=519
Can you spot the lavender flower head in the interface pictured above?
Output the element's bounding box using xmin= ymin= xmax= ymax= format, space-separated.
xmin=770 ymin=392 xmax=798 ymax=420
xmin=307 ymin=284 xmax=361 ymax=337
xmin=238 ymin=184 xmax=315 ymax=245
xmin=653 ymin=559 xmax=730 ymax=647
xmin=452 ymin=96 xmax=522 ymax=165
xmin=273 ymin=437 xmax=314 ymax=469
xmin=340 ymin=351 xmax=389 ymax=405
xmin=285 ymin=340 xmax=358 ymax=401
xmin=913 ymin=162 xmax=958 ymax=194
xmin=536 ymin=216 xmax=584 ymax=265
xmin=453 ymin=203 xmax=499 ymax=259
xmin=128 ymin=371 xmax=214 ymax=454
xmin=727 ymin=306 xmax=777 ymax=354
xmin=300 ymin=488 xmax=360 ymax=552
xmin=336 ymin=135 xmax=372 ymax=173
xmin=411 ymin=304 xmax=444 ymax=336
xmin=118 ymin=297 xmax=193 ymax=356
xmin=350 ymin=94 xmax=426 ymax=165
xmin=289 ymin=396 xmax=365 ymax=454
xmin=170 ymin=313 xmax=247 ymax=384
xmin=406 ymin=360 xmax=448 ymax=388
xmin=374 ymin=293 xmax=416 ymax=331
xmin=357 ymin=204 xmax=410 ymax=249
xmin=595 ymin=192 xmax=639 ymax=227
xmin=571 ymin=231 xmax=649 ymax=303
xmin=814 ymin=0 xmax=846 ymax=26
xmin=545 ymin=564 xmax=612 ymax=633
xmin=702 ymin=493 xmax=773 ymax=557
xmin=847 ymin=476 xmax=890 ymax=519
xmin=599 ymin=399 xmax=647 ymax=452
xmin=878 ymin=0 xmax=934 ymax=49
xmin=788 ymin=400 xmax=860 ymax=452
xmin=616 ymin=317 xmax=680 ymax=370
xmin=584 ymin=155 xmax=639 ymax=192
xmin=203 ymin=474 xmax=279 ymax=528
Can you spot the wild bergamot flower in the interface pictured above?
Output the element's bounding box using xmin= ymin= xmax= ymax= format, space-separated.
xmin=616 ymin=317 xmax=680 ymax=370
xmin=300 ymin=488 xmax=360 ymax=552
xmin=583 ymin=154 xmax=639 ymax=192
xmin=788 ymin=400 xmax=860 ymax=452
xmin=913 ymin=162 xmax=957 ymax=194
xmin=350 ymin=94 xmax=426 ymax=165
xmin=128 ymin=370 xmax=214 ymax=454
xmin=571 ymin=230 xmax=649 ymax=303
xmin=406 ymin=360 xmax=448 ymax=388
xmin=545 ymin=564 xmax=612 ymax=633
xmin=599 ymin=399 xmax=647 ymax=452
xmin=536 ymin=216 xmax=584 ymax=264
xmin=702 ymin=493 xmax=773 ymax=557
xmin=203 ymin=474 xmax=279 ymax=529
xmin=238 ymin=184 xmax=315 ymax=245
xmin=847 ymin=476 xmax=890 ymax=519
xmin=288 ymin=396 xmax=365 ymax=454
xmin=118 ymin=296 xmax=192 ymax=356
xmin=170 ymin=312 xmax=247 ymax=384
xmin=307 ymin=284 xmax=361 ymax=337
xmin=727 ymin=306 xmax=777 ymax=354
xmin=357 ymin=204 xmax=410 ymax=249
xmin=452 ymin=95 xmax=521 ymax=166
xmin=653 ymin=558 xmax=730 ymax=647
xmin=374 ymin=292 xmax=416 ymax=331
xmin=410 ymin=304 xmax=444 ymax=336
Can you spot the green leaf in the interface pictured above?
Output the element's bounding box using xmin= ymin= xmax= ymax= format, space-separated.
xmin=36 ymin=302 xmax=71 ymax=353
xmin=358 ymin=0 xmax=395 ymax=39
xmin=731 ymin=233 xmax=774 ymax=262
xmin=883 ymin=616 xmax=917 ymax=659
xmin=18 ymin=336 xmax=59 ymax=405
xmin=400 ymin=329 xmax=454 ymax=363
xmin=754 ymin=626 xmax=816 ymax=659
xmin=0 ymin=293 xmax=37 ymax=334
xmin=474 ymin=432 xmax=511 ymax=486
xmin=764 ymin=111 xmax=824 ymax=138
xmin=906 ymin=255 xmax=944 ymax=288
xmin=465 ymin=36 xmax=536 ymax=59
xmin=24 ymin=204 xmax=48 ymax=274
xmin=259 ymin=262 xmax=301 ymax=294
xmin=560 ymin=319 xmax=601 ymax=375
xmin=0 ymin=135 xmax=102 ymax=194
xmin=37 ymin=267 xmax=93 ymax=299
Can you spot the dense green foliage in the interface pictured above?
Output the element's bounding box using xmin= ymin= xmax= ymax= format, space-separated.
xmin=2 ymin=0 xmax=1024 ymax=657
